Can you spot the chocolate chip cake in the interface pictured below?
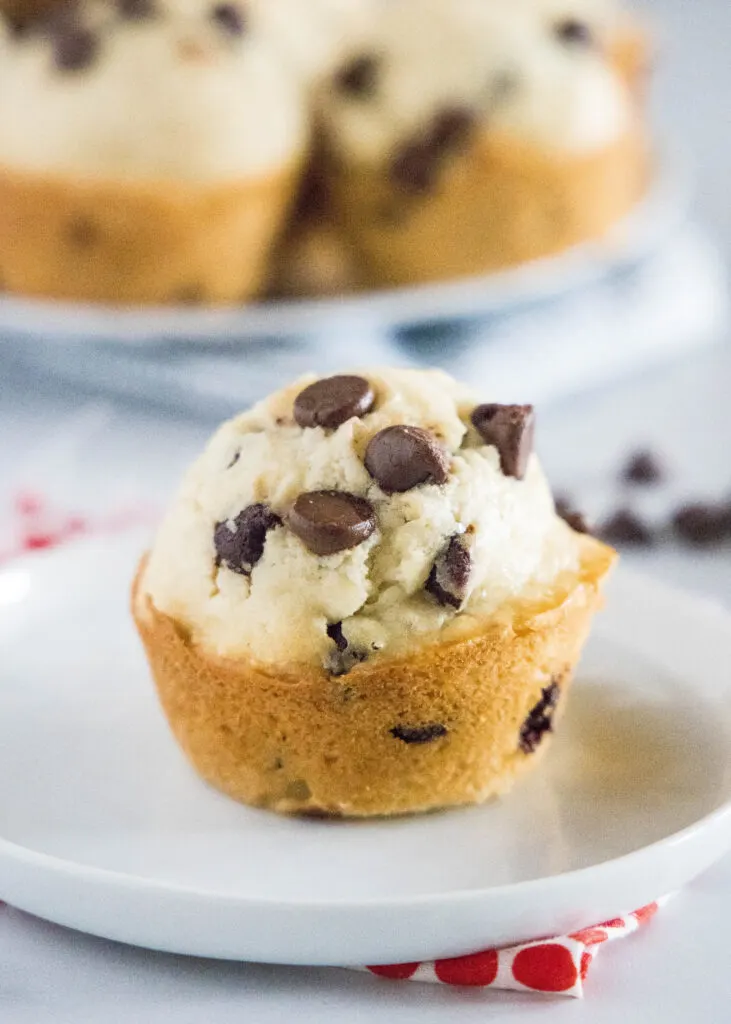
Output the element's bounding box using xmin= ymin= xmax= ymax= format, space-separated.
xmin=313 ymin=0 xmax=649 ymax=287
xmin=0 ymin=0 xmax=307 ymax=304
xmin=133 ymin=368 xmax=616 ymax=817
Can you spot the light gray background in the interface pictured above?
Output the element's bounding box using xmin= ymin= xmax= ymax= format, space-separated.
xmin=2 ymin=0 xmax=731 ymax=1019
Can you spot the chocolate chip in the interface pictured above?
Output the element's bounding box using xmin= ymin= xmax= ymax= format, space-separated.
xmin=519 ymin=682 xmax=560 ymax=754
xmin=66 ymin=216 xmax=99 ymax=248
xmin=471 ymin=404 xmax=535 ymax=480
xmin=294 ymin=375 xmax=375 ymax=431
xmin=214 ymin=504 xmax=281 ymax=575
xmin=288 ymin=491 xmax=376 ymax=556
xmin=599 ymin=508 xmax=654 ymax=546
xmin=365 ymin=425 xmax=449 ymax=493
xmin=554 ymin=19 xmax=593 ymax=46
xmin=389 ymin=106 xmax=476 ymax=195
xmin=389 ymin=140 xmax=439 ymax=195
xmin=326 ymin=622 xmax=348 ymax=653
xmin=227 ymin=451 xmax=241 ymax=469
xmin=5 ymin=15 xmax=35 ymax=38
xmin=391 ymin=724 xmax=448 ymax=745
xmin=672 ymin=503 xmax=731 ymax=546
xmin=430 ymin=106 xmax=476 ymax=153
xmin=334 ymin=53 xmax=380 ymax=97
xmin=425 ymin=534 xmax=472 ymax=609
xmin=555 ymin=499 xmax=591 ymax=535
xmin=211 ymin=2 xmax=246 ymax=36
xmin=622 ymin=450 xmax=664 ymax=486
xmin=293 ymin=163 xmax=330 ymax=221
xmin=117 ymin=0 xmax=156 ymax=19
xmin=52 ymin=26 xmax=98 ymax=71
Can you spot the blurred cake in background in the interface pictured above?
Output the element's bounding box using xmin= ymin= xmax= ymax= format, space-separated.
xmin=311 ymin=0 xmax=649 ymax=289
xmin=0 ymin=0 xmax=307 ymax=304
xmin=0 ymin=0 xmax=651 ymax=305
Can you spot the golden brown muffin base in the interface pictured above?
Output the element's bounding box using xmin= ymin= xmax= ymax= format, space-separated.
xmin=0 ymin=162 xmax=300 ymax=305
xmin=328 ymin=125 xmax=649 ymax=290
xmin=132 ymin=536 xmax=615 ymax=818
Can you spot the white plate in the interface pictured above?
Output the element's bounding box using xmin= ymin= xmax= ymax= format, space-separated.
xmin=0 ymin=166 xmax=685 ymax=346
xmin=1 ymin=531 xmax=731 ymax=967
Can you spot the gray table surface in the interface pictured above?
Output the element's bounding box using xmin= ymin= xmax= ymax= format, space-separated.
xmin=2 ymin=0 xmax=731 ymax=1019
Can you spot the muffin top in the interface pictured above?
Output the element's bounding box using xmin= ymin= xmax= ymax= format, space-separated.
xmin=143 ymin=368 xmax=581 ymax=671
xmin=0 ymin=0 xmax=307 ymax=181
xmin=319 ymin=0 xmax=634 ymax=169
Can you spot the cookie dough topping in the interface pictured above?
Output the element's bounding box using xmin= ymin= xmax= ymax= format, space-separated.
xmin=143 ymin=368 xmax=581 ymax=668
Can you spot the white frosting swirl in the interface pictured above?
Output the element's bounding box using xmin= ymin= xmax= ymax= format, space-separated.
xmin=143 ymin=368 xmax=581 ymax=667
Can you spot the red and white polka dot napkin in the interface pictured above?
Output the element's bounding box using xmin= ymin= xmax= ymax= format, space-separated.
xmin=0 ymin=492 xmax=669 ymax=999
xmin=362 ymin=901 xmax=666 ymax=998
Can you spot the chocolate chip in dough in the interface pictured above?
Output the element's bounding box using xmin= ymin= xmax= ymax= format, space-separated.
xmin=288 ymin=491 xmax=376 ymax=556
xmin=66 ymin=216 xmax=100 ymax=248
xmin=622 ymin=450 xmax=664 ymax=486
xmin=672 ymin=503 xmax=731 ymax=546
xmin=599 ymin=508 xmax=654 ymax=546
xmin=52 ymin=25 xmax=98 ymax=71
xmin=117 ymin=0 xmax=156 ymax=19
xmin=555 ymin=498 xmax=591 ymax=535
xmin=214 ymin=504 xmax=282 ymax=575
xmin=211 ymin=2 xmax=246 ymax=36
xmin=5 ymin=15 xmax=35 ymax=38
xmin=425 ymin=534 xmax=472 ymax=609
xmin=334 ymin=53 xmax=381 ymax=98
xmin=519 ymin=682 xmax=560 ymax=754
xmin=365 ymin=425 xmax=449 ymax=493
xmin=326 ymin=621 xmax=348 ymax=653
xmin=471 ymin=404 xmax=535 ymax=480
xmin=389 ymin=139 xmax=440 ymax=195
xmin=429 ymin=106 xmax=477 ymax=153
xmin=554 ymin=19 xmax=593 ymax=46
xmin=389 ymin=106 xmax=476 ymax=195
xmin=294 ymin=375 xmax=375 ymax=430
xmin=391 ymin=723 xmax=448 ymax=745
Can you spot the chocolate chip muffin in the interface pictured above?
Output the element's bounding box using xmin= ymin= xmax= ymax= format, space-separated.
xmin=0 ymin=0 xmax=307 ymax=304
xmin=315 ymin=0 xmax=649 ymax=288
xmin=133 ymin=368 xmax=615 ymax=817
